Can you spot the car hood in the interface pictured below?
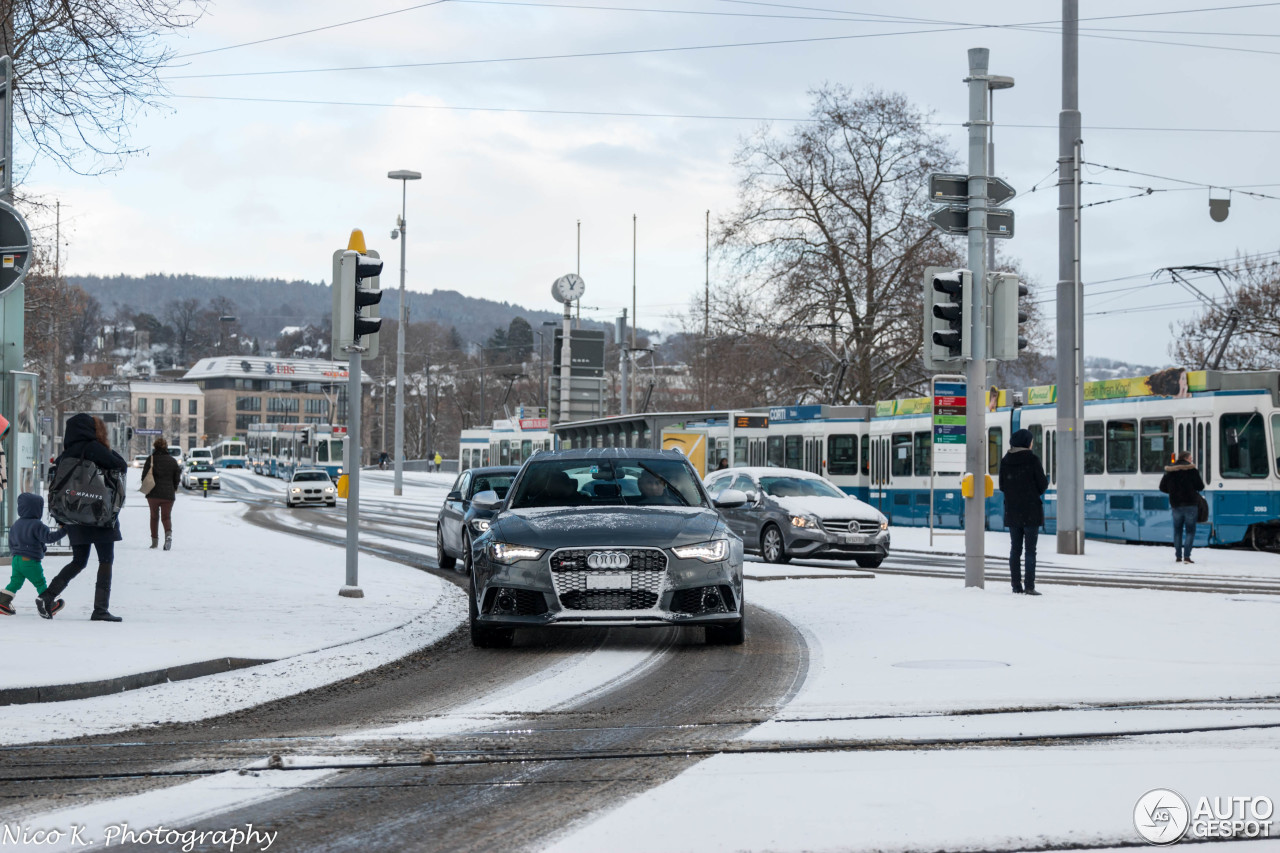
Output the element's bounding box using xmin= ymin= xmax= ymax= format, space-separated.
xmin=492 ymin=506 xmax=724 ymax=548
xmin=770 ymin=495 xmax=883 ymax=521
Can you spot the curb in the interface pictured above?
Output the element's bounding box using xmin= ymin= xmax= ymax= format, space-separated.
xmin=0 ymin=657 xmax=274 ymax=706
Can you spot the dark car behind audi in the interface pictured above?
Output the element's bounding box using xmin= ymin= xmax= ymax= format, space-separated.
xmin=465 ymin=448 xmax=748 ymax=648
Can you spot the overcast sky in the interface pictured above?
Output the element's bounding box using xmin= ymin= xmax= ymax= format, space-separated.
xmin=24 ymin=0 xmax=1280 ymax=365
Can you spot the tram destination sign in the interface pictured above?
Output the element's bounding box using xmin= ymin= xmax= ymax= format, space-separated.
xmin=932 ymin=376 xmax=967 ymax=475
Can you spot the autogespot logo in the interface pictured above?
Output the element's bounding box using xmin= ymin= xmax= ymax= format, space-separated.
xmin=1135 ymin=789 xmax=1191 ymax=845
xmin=586 ymin=551 xmax=631 ymax=570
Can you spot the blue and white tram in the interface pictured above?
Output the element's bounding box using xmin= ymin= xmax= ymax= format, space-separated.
xmin=210 ymin=438 xmax=247 ymax=469
xmin=246 ymin=423 xmax=348 ymax=479
xmin=459 ymin=418 xmax=555 ymax=472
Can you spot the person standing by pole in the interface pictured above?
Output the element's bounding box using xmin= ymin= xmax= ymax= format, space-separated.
xmin=1160 ymin=451 xmax=1205 ymax=564
xmin=142 ymin=437 xmax=181 ymax=550
xmin=999 ymin=428 xmax=1048 ymax=595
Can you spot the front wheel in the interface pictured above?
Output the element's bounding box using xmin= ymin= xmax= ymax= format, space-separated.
xmin=855 ymin=556 xmax=884 ymax=569
xmin=469 ymin=570 xmax=514 ymax=649
xmin=706 ymin=611 xmax=746 ymax=646
xmin=761 ymin=525 xmax=790 ymax=564
xmin=437 ymin=524 xmax=456 ymax=570
xmin=462 ymin=530 xmax=473 ymax=575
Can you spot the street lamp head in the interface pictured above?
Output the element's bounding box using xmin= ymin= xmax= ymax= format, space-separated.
xmin=989 ymin=75 xmax=1015 ymax=90
xmin=219 ymin=315 xmax=237 ymax=323
xmin=387 ymin=170 xmax=422 ymax=181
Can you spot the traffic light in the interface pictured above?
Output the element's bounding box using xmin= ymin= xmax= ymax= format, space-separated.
xmin=989 ymin=272 xmax=1029 ymax=361
xmin=922 ymin=266 xmax=972 ymax=370
xmin=331 ymin=229 xmax=383 ymax=360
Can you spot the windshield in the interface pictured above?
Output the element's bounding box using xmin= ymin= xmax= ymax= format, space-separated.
xmin=469 ymin=473 xmax=515 ymax=499
xmin=293 ymin=472 xmax=330 ymax=482
xmin=509 ymin=458 xmax=707 ymax=509
xmin=758 ymin=476 xmax=846 ymax=499
xmin=191 ymin=463 xmax=214 ymax=472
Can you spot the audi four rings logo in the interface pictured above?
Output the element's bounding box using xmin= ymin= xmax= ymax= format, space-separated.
xmin=587 ymin=551 xmax=631 ymax=570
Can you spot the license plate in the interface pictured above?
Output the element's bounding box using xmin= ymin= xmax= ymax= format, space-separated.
xmin=586 ymin=573 xmax=631 ymax=590
xmin=840 ymin=533 xmax=867 ymax=545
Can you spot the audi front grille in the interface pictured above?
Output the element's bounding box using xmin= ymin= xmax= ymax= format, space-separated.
xmin=549 ymin=547 xmax=668 ymax=611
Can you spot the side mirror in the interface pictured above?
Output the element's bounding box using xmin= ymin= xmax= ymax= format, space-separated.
xmin=713 ymin=488 xmax=748 ymax=509
xmin=744 ymin=490 xmax=761 ymax=506
xmin=446 ymin=490 xmax=462 ymax=502
xmin=471 ymin=490 xmax=502 ymax=511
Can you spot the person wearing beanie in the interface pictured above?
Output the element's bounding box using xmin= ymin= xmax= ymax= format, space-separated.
xmin=998 ymin=428 xmax=1049 ymax=595
xmin=1159 ymin=450 xmax=1205 ymax=564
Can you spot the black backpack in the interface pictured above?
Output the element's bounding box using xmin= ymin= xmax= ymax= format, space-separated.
xmin=48 ymin=450 xmax=125 ymax=528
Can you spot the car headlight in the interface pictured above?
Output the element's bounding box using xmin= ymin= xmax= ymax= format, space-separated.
xmin=488 ymin=542 xmax=544 ymax=564
xmin=469 ymin=518 xmax=491 ymax=533
xmin=324 ymin=486 xmax=335 ymax=493
xmin=880 ymin=517 xmax=889 ymax=530
xmin=211 ymin=476 xmax=219 ymax=482
xmin=291 ymin=487 xmax=301 ymax=493
xmin=672 ymin=539 xmax=730 ymax=562
xmin=790 ymin=515 xmax=820 ymax=529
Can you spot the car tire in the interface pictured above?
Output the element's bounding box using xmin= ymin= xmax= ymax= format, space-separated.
xmin=761 ymin=524 xmax=790 ymax=564
xmin=327 ymin=501 xmax=336 ymax=508
xmin=706 ymin=611 xmax=746 ymax=646
xmin=855 ymin=556 xmax=884 ymax=569
xmin=469 ymin=570 xmax=514 ymax=649
xmin=462 ymin=530 xmax=473 ymax=575
xmin=437 ymin=525 xmax=456 ymax=570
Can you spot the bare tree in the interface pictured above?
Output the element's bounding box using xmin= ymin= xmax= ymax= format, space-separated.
xmin=1 ymin=0 xmax=206 ymax=174
xmin=1171 ymin=252 xmax=1280 ymax=370
xmin=717 ymin=86 xmax=964 ymax=405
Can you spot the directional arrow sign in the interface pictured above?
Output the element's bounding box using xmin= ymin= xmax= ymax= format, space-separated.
xmin=929 ymin=205 xmax=1015 ymax=238
xmin=928 ymin=173 xmax=1017 ymax=206
xmin=928 ymin=205 xmax=969 ymax=235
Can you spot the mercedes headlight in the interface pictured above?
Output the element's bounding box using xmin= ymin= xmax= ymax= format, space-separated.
xmin=469 ymin=518 xmax=491 ymax=533
xmin=672 ymin=539 xmax=729 ymax=562
xmin=790 ymin=515 xmax=820 ymax=529
xmin=879 ymin=516 xmax=889 ymax=530
xmin=488 ymin=542 xmax=544 ymax=564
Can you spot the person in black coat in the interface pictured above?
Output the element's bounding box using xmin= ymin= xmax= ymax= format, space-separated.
xmin=142 ymin=437 xmax=182 ymax=550
xmin=998 ymin=428 xmax=1049 ymax=595
xmin=1159 ymin=451 xmax=1205 ymax=564
xmin=38 ymin=414 xmax=129 ymax=622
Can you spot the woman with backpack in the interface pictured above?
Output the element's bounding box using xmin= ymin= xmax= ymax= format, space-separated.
xmin=38 ymin=414 xmax=129 ymax=622
xmin=141 ymin=436 xmax=182 ymax=550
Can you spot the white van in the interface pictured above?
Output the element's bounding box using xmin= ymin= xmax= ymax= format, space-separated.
xmin=188 ymin=447 xmax=213 ymax=466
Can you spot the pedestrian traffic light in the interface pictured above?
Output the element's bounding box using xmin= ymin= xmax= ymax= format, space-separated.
xmin=922 ymin=266 xmax=972 ymax=370
xmin=330 ymin=229 xmax=383 ymax=360
xmin=989 ymin=272 xmax=1029 ymax=361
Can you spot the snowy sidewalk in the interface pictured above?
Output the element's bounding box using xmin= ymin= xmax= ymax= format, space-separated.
xmin=0 ymin=469 xmax=464 ymax=739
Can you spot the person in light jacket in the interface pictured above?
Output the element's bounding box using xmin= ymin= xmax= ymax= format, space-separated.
xmin=1159 ymin=451 xmax=1205 ymax=564
xmin=998 ymin=428 xmax=1049 ymax=595
xmin=142 ymin=436 xmax=182 ymax=550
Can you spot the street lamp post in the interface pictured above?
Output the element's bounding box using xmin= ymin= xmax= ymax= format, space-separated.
xmin=388 ymin=169 xmax=422 ymax=496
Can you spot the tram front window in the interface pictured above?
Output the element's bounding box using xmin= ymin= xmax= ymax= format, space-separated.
xmin=1220 ymin=412 xmax=1268 ymax=479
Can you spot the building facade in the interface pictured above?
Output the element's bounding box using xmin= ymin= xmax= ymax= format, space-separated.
xmin=127 ymin=382 xmax=206 ymax=455
xmin=183 ymin=357 xmax=368 ymax=441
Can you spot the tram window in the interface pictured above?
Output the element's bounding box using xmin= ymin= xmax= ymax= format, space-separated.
xmin=891 ymin=433 xmax=912 ymax=478
xmin=1220 ymin=412 xmax=1268 ymax=479
xmin=499 ymin=441 xmax=511 ymax=466
xmin=1140 ymin=418 xmax=1172 ymax=473
xmin=828 ymin=434 xmax=858 ymax=475
xmin=1106 ymin=420 xmax=1138 ymax=474
xmin=860 ymin=437 xmax=870 ymax=476
xmin=988 ymin=427 xmax=1002 ymax=475
xmin=317 ymin=442 xmax=329 ymax=463
xmin=914 ymin=431 xmax=932 ymax=477
xmin=1274 ymin=414 xmax=1280 ymax=477
xmin=1083 ymin=421 xmax=1104 ymax=474
xmin=1028 ymin=424 xmax=1043 ymax=458
xmin=767 ymin=436 xmax=784 ymax=467
xmin=734 ymin=437 xmax=747 ymax=465
xmin=784 ymin=436 xmax=802 ymax=469
xmin=1048 ymin=430 xmax=1057 ymax=483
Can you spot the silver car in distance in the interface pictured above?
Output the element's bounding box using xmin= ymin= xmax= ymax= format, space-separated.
xmin=466 ymin=448 xmax=748 ymax=648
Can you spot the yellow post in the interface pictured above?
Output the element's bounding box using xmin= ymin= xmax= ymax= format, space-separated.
xmin=336 ymin=474 xmax=349 ymax=499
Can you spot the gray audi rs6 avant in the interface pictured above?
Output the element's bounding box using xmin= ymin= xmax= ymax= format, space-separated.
xmin=466 ymin=448 xmax=749 ymax=648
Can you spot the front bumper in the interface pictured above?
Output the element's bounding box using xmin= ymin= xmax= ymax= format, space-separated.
xmin=472 ymin=544 xmax=744 ymax=629
xmin=785 ymin=525 xmax=890 ymax=560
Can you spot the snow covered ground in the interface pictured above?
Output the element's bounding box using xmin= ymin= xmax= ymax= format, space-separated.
xmin=0 ymin=469 xmax=464 ymax=744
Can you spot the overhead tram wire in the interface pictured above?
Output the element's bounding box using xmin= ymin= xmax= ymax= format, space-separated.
xmin=167 ymin=94 xmax=1280 ymax=138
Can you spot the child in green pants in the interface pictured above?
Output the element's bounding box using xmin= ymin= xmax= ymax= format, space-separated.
xmin=2 ymin=493 xmax=68 ymax=616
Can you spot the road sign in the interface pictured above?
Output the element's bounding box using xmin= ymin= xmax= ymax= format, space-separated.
xmin=135 ymin=428 xmax=163 ymax=436
xmin=0 ymin=200 xmax=31 ymax=297
xmin=932 ymin=376 xmax=967 ymax=474
xmin=929 ymin=204 xmax=1015 ymax=238
xmin=928 ymin=173 xmax=1016 ymax=206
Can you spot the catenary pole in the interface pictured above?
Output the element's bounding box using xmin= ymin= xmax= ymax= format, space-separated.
xmin=964 ymin=47 xmax=991 ymax=589
xmin=387 ymin=171 xmax=421 ymax=494
xmin=341 ymin=342 xmax=364 ymax=598
xmin=1056 ymin=0 xmax=1085 ymax=555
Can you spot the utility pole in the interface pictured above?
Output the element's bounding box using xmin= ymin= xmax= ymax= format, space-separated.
xmin=704 ymin=209 xmax=710 ymax=410
xmin=631 ymin=213 xmax=637 ymax=416
xmin=387 ymin=169 xmax=420 ymax=497
xmin=576 ymin=220 xmax=581 ymax=328
xmin=618 ymin=309 xmax=629 ymax=415
xmin=1056 ymin=0 xmax=1085 ymax=555
xmin=963 ymin=47 xmax=991 ymax=589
